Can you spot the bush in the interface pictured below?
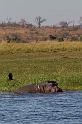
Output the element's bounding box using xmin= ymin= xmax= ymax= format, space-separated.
xmin=6 ymin=34 xmax=21 ymax=43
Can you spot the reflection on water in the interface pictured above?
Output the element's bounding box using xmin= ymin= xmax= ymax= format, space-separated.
xmin=0 ymin=91 xmax=82 ymax=124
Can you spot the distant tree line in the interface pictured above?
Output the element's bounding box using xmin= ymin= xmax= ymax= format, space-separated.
xmin=0 ymin=16 xmax=82 ymax=28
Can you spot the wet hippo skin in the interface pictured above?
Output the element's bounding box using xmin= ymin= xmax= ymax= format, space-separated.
xmin=16 ymin=81 xmax=63 ymax=94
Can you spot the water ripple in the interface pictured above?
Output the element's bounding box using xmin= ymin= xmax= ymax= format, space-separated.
xmin=0 ymin=91 xmax=82 ymax=124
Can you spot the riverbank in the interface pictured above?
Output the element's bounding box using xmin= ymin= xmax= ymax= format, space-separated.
xmin=0 ymin=41 xmax=82 ymax=91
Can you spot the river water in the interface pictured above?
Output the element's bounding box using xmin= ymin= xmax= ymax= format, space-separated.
xmin=0 ymin=91 xmax=82 ymax=124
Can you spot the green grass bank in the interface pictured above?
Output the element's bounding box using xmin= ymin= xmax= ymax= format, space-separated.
xmin=0 ymin=41 xmax=82 ymax=91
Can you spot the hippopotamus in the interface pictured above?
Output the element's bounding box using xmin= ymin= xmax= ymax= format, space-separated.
xmin=15 ymin=81 xmax=63 ymax=94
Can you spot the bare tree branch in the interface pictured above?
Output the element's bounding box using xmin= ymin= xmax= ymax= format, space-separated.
xmin=35 ymin=16 xmax=46 ymax=28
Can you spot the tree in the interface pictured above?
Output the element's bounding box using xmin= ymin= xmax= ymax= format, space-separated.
xmin=79 ymin=17 xmax=82 ymax=26
xmin=6 ymin=17 xmax=12 ymax=25
xmin=35 ymin=16 xmax=46 ymax=28
xmin=19 ymin=18 xmax=27 ymax=26
xmin=59 ymin=21 xmax=72 ymax=28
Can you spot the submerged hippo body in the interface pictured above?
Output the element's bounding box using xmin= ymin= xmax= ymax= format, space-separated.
xmin=16 ymin=81 xmax=63 ymax=94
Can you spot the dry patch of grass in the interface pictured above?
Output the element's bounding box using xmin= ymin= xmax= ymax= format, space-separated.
xmin=0 ymin=41 xmax=82 ymax=53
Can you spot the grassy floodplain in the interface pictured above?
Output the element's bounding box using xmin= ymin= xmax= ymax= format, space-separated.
xmin=0 ymin=41 xmax=82 ymax=91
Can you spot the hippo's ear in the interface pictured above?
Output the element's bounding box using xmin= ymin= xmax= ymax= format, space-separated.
xmin=52 ymin=81 xmax=58 ymax=87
